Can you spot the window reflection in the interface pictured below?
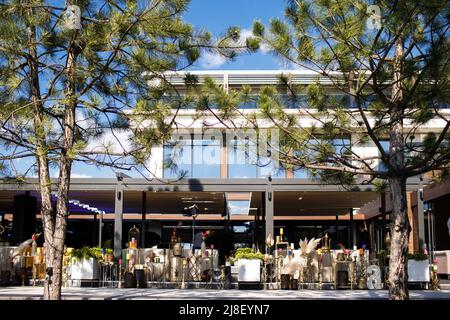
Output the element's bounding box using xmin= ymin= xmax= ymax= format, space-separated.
xmin=377 ymin=140 xmax=390 ymax=172
xmin=163 ymin=133 xmax=221 ymax=178
xmin=293 ymin=138 xmax=351 ymax=178
xmin=227 ymin=135 xmax=285 ymax=178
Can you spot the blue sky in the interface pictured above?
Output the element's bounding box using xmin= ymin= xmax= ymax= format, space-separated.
xmin=184 ymin=0 xmax=286 ymax=70
xmin=5 ymin=1 xmax=289 ymax=180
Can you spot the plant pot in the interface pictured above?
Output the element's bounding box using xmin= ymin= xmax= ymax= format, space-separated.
xmin=134 ymin=269 xmax=146 ymax=288
xmin=408 ymin=259 xmax=430 ymax=282
xmin=280 ymin=274 xmax=291 ymax=290
xmin=290 ymin=278 xmax=298 ymax=290
xmin=70 ymin=258 xmax=99 ymax=280
xmin=237 ymin=259 xmax=261 ymax=282
xmin=124 ymin=272 xmax=136 ymax=288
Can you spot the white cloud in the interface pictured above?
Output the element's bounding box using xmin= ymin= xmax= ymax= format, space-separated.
xmin=197 ymin=26 xmax=273 ymax=68
xmin=240 ymin=28 xmax=253 ymax=40
xmin=198 ymin=51 xmax=227 ymax=68
xmin=85 ymin=129 xmax=132 ymax=154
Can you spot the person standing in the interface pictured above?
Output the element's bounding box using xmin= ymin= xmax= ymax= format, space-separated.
xmin=193 ymin=229 xmax=204 ymax=250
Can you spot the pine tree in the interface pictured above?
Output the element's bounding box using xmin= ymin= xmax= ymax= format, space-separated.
xmin=0 ymin=0 xmax=256 ymax=299
xmin=198 ymin=0 xmax=449 ymax=299
xmin=255 ymin=0 xmax=450 ymax=300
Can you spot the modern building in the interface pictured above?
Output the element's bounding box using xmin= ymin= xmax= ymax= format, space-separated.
xmin=0 ymin=70 xmax=448 ymax=264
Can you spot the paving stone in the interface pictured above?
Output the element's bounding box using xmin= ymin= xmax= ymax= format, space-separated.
xmin=0 ymin=287 xmax=449 ymax=300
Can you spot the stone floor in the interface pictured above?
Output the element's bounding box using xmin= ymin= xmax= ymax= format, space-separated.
xmin=0 ymin=287 xmax=449 ymax=300
xmin=439 ymin=279 xmax=450 ymax=290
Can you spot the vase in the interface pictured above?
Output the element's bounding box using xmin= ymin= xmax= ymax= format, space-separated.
xmin=173 ymin=242 xmax=182 ymax=257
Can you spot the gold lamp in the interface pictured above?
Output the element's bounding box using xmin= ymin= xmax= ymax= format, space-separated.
xmin=321 ymin=233 xmax=331 ymax=252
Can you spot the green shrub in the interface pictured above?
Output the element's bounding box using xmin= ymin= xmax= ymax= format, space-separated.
xmin=69 ymin=246 xmax=113 ymax=262
xmin=103 ymin=239 xmax=112 ymax=249
xmin=408 ymin=252 xmax=428 ymax=261
xmin=233 ymin=248 xmax=264 ymax=261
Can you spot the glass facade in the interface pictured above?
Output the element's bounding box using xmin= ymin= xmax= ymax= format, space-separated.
xmin=163 ymin=93 xmax=355 ymax=109
xmin=163 ymin=134 xmax=221 ymax=179
xmin=293 ymin=138 xmax=351 ymax=178
xmin=163 ymin=134 xmax=352 ymax=179
xmin=227 ymin=135 xmax=285 ymax=178
xmin=377 ymin=140 xmax=390 ymax=172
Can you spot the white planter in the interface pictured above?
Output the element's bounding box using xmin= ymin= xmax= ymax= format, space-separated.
xmin=408 ymin=259 xmax=430 ymax=282
xmin=435 ymin=251 xmax=450 ymax=276
xmin=70 ymin=258 xmax=99 ymax=280
xmin=237 ymin=259 xmax=261 ymax=282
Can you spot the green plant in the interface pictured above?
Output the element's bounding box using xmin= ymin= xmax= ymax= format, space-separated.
xmin=233 ymin=248 xmax=264 ymax=261
xmin=408 ymin=252 xmax=429 ymax=261
xmin=103 ymin=240 xmax=112 ymax=249
xmin=69 ymin=246 xmax=112 ymax=262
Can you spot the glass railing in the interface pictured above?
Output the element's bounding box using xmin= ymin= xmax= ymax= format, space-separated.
xmin=159 ymin=94 xmax=449 ymax=110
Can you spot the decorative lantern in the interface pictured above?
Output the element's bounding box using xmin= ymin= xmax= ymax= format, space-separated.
xmin=128 ymin=225 xmax=140 ymax=249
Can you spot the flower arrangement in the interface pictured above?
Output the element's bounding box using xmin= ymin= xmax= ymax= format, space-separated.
xmin=265 ymin=234 xmax=274 ymax=248
xmin=338 ymin=243 xmax=351 ymax=255
xmin=201 ymin=230 xmax=210 ymax=241
xmin=31 ymin=233 xmax=41 ymax=241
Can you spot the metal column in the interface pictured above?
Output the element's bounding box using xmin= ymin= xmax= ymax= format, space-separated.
xmin=93 ymin=211 xmax=97 ymax=247
xmin=417 ymin=178 xmax=425 ymax=250
xmin=114 ymin=182 xmax=124 ymax=259
xmin=98 ymin=211 xmax=103 ymax=248
xmin=380 ymin=191 xmax=386 ymax=249
xmin=349 ymin=208 xmax=355 ymax=248
xmin=141 ymin=191 xmax=146 ymax=248
xmin=335 ymin=215 xmax=339 ymax=245
xmin=265 ymin=177 xmax=274 ymax=253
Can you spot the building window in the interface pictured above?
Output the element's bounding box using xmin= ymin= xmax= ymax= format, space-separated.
xmin=377 ymin=140 xmax=390 ymax=172
xmin=227 ymin=135 xmax=285 ymax=178
xmin=293 ymin=138 xmax=351 ymax=178
xmin=163 ymin=133 xmax=221 ymax=179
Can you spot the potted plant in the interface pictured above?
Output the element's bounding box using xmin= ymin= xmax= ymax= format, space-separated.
xmin=69 ymin=246 xmax=112 ymax=280
xmin=233 ymin=248 xmax=264 ymax=284
xmin=408 ymin=252 xmax=430 ymax=284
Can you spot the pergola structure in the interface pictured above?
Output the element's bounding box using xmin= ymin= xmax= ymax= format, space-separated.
xmin=0 ymin=176 xmax=428 ymax=257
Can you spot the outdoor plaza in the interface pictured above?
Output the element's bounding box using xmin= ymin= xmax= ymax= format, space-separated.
xmin=0 ymin=287 xmax=449 ymax=300
xmin=0 ymin=175 xmax=449 ymax=294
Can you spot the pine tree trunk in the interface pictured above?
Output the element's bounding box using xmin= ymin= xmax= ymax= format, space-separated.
xmin=43 ymin=27 xmax=78 ymax=300
xmin=43 ymin=240 xmax=64 ymax=299
xmin=387 ymin=36 xmax=410 ymax=300
xmin=26 ymin=7 xmax=59 ymax=299
xmin=388 ymin=176 xmax=410 ymax=300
